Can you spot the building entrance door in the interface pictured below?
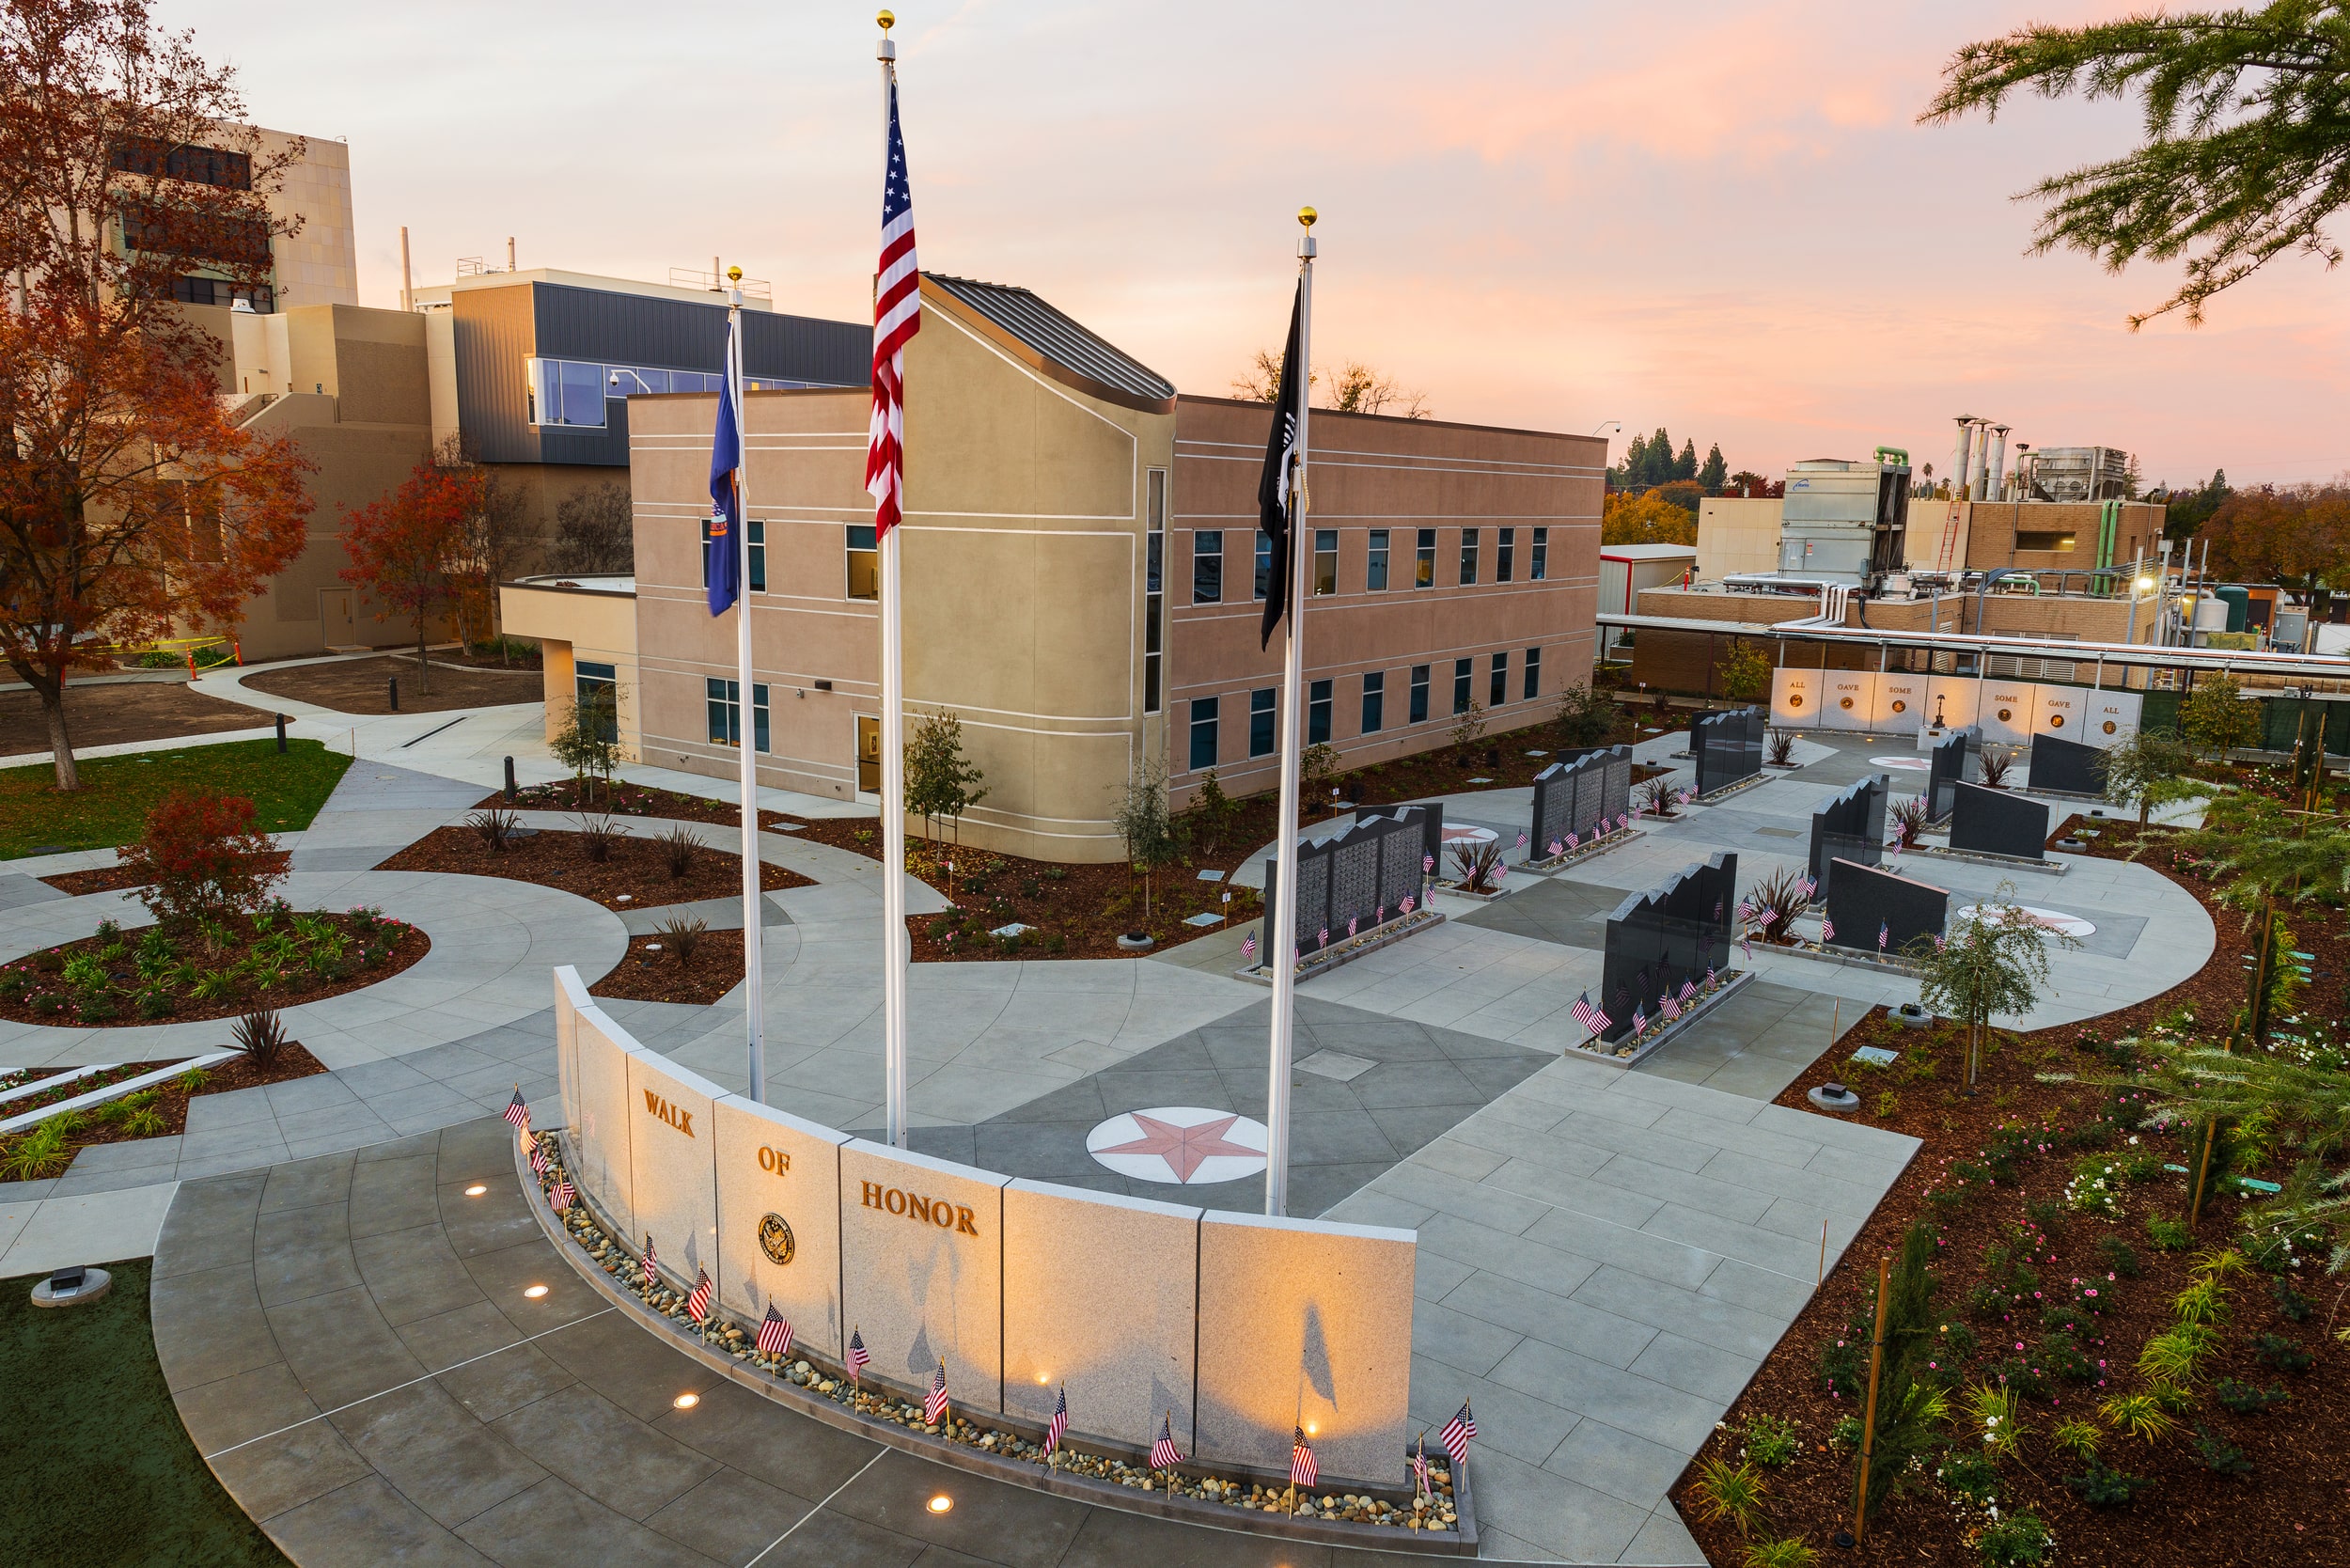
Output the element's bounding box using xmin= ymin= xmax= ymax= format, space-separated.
xmin=856 ymin=714 xmax=881 ymax=796
xmin=319 ymin=588 xmax=358 ymax=650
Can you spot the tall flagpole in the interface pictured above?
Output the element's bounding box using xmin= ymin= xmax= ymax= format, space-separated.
xmin=1264 ymin=207 xmax=1317 ymax=1218
xmin=726 ymin=273 xmax=767 ymax=1104
xmin=877 ymin=16 xmax=910 ymax=1148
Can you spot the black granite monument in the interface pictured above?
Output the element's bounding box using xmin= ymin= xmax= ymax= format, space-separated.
xmin=1596 ymin=852 xmax=1736 ymax=1042
xmin=1948 ymin=780 xmax=2048 ymax=860
xmin=1809 ymin=774 xmax=1888 ymax=897
xmin=1262 ymin=804 xmax=1440 ymax=959
xmin=1822 ymin=857 xmax=1949 ymax=957
xmin=1692 ymin=706 xmax=1766 ymax=796
xmin=1927 ymin=724 xmax=1979 ymax=822
xmin=1530 ymin=745 xmax=1634 ymax=854
xmin=2028 ymin=731 xmax=2107 ymax=797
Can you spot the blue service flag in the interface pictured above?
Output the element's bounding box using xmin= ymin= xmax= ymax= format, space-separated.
xmin=706 ymin=321 xmax=743 ymax=617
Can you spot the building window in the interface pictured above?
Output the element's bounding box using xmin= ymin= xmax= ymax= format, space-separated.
xmin=1250 ymin=687 xmax=1276 ymax=757
xmin=1192 ymin=530 xmax=1223 ymax=604
xmin=172 ymin=275 xmax=273 ymax=313
xmin=1409 ymin=665 xmax=1430 ymax=724
xmin=1145 ymin=468 xmax=1166 ymax=714
xmin=1254 ymin=528 xmax=1273 ymax=602
xmin=1366 ymin=529 xmax=1389 ymax=591
xmin=2015 ymin=532 xmax=2076 ymax=552
xmin=526 ymin=357 xmax=822 ymax=430
xmin=1531 ymin=526 xmax=1548 ymax=581
xmin=846 ymin=525 xmax=877 ymax=600
xmin=857 ymin=714 xmax=880 ymax=793
xmin=1416 ymin=527 xmax=1435 ymax=588
xmin=701 ymin=518 xmax=764 ymax=592
xmin=1189 ymin=696 xmax=1219 ymax=772
xmin=1496 ymin=527 xmax=1515 ymax=583
xmin=1312 ymin=529 xmax=1338 ymax=596
xmin=1308 ymin=679 xmax=1332 ymax=745
xmin=1459 ymin=528 xmax=1480 ymax=586
xmin=706 ymin=679 xmax=769 ymax=752
xmin=1525 ymin=647 xmax=1542 ymax=700
xmin=1453 ymin=658 xmax=1472 ymax=714
xmin=575 ymin=661 xmax=618 ymax=744
xmin=1361 ymin=671 xmax=1385 ymax=734
xmin=111 ymin=137 xmax=253 ymax=190
xmin=1490 ymin=651 xmax=1508 ymax=707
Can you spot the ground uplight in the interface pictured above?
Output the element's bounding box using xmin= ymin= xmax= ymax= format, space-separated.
xmin=524 ymin=1284 xmax=548 ymax=1298
xmin=464 ymin=1184 xmax=487 ymax=1197
xmin=673 ymin=1392 xmax=699 ymax=1409
xmin=926 ymin=1495 xmax=953 ymax=1514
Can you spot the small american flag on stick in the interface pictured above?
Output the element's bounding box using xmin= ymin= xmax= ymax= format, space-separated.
xmin=1879 ymin=920 xmax=1890 ymax=951
xmin=1413 ymin=1434 xmax=1431 ymax=1497
xmin=757 ymin=1303 xmax=793 ymax=1359
xmin=1440 ymin=1400 xmax=1478 ymax=1465
xmin=1679 ymin=978 xmax=1697 ymax=1003
xmin=1401 ymin=894 xmax=1416 ymax=915
xmin=924 ymin=1360 xmax=949 ymax=1425
xmin=642 ymin=1234 xmax=658 ymax=1280
xmin=1821 ymin=915 xmax=1836 ymax=943
xmin=1565 ymin=830 xmax=1579 ymax=850
xmin=1632 ymin=1004 xmax=1647 ymax=1034
xmin=1290 ymin=1427 xmax=1318 ymax=1489
xmin=1516 ymin=832 xmax=1528 ymax=848
xmin=1347 ymin=916 xmax=1358 ymax=938
xmin=847 ymin=1327 xmax=870 ymax=1383
xmin=1572 ymin=991 xmax=1608 ymax=1036
xmin=1549 ymin=839 xmax=1562 ymax=856
xmin=1151 ymin=1411 xmax=1181 ymax=1471
xmin=1043 ymin=1385 xmax=1069 ymax=1456
xmin=1242 ymin=932 xmax=1257 ymax=964
xmin=686 ymin=1267 xmax=713 ymax=1325
xmin=529 ymin=1141 xmax=549 ymax=1176
xmin=503 ymin=1089 xmax=530 ymax=1134
xmin=551 ymin=1178 xmax=575 ymax=1211
xmin=1659 ymin=991 xmax=1681 ymax=1023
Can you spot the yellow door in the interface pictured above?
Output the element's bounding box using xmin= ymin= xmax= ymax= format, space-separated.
xmin=856 ymin=714 xmax=881 ymax=795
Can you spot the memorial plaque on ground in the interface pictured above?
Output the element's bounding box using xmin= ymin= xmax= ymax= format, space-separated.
xmin=1263 ymin=804 xmax=1436 ymax=957
xmin=1823 ymin=856 xmax=1949 ymax=956
xmin=1810 ymin=774 xmax=1888 ymax=897
xmin=1927 ymin=725 xmax=1978 ymax=821
xmin=1597 ymin=852 xmax=1735 ymax=1042
xmin=2028 ymin=731 xmax=2107 ymax=797
xmin=1531 ymin=744 xmax=1632 ymax=851
xmin=1949 ymin=779 xmax=2048 ymax=860
xmin=1693 ymin=707 xmax=1766 ymax=795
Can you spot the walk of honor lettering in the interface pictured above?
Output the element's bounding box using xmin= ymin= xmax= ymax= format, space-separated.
xmin=642 ymin=1090 xmax=694 ymax=1137
xmin=859 ymin=1181 xmax=979 ymax=1236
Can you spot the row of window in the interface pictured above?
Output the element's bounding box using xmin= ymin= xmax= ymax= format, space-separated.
xmin=700 ymin=521 xmax=884 ymax=602
xmin=1190 ymin=525 xmax=1548 ymax=604
xmin=1186 ymin=648 xmax=1544 ymax=770
xmin=110 ymin=138 xmax=253 ymax=191
xmin=527 ymin=356 xmax=829 ymax=430
xmin=173 ymin=275 xmax=274 ymax=313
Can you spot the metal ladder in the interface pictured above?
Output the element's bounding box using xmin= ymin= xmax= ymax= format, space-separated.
xmin=1933 ymin=504 xmax=1963 ymax=572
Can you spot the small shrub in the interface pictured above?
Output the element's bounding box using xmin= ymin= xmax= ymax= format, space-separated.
xmin=1828 ymin=1415 xmax=1863 ymax=1451
xmin=1939 ymin=1450 xmax=2001 ymax=1502
xmin=116 ymin=792 xmax=285 ymax=924
xmin=2271 ymin=1277 xmax=2313 ymax=1322
xmin=2048 ymin=1418 xmax=2102 ymax=1462
xmin=2213 ymin=1378 xmax=2288 ymax=1414
xmin=1738 ymin=1413 xmax=1801 ymax=1466
xmin=657 ymin=824 xmax=699 ymax=879
xmin=174 ymin=1068 xmax=211 ymax=1094
xmin=1964 ymin=1382 xmax=2025 ymax=1457
xmin=1765 ymin=728 xmax=1798 ymax=766
xmin=1743 ymin=1537 xmax=1814 ymax=1568
xmin=231 ymin=1010 xmax=290 ymax=1070
xmin=1685 ymin=1457 xmax=1766 ymax=1536
xmin=654 ymin=916 xmax=707 ymax=966
xmin=925 ymin=914 xmax=962 ymax=941
xmin=2065 ymin=1458 xmax=2150 ymax=1509
xmin=0 ymin=971 xmax=25 ymax=1001
xmin=135 ymin=987 xmax=176 ymax=1019
xmin=29 ymin=992 xmax=66 ymax=1016
xmin=1977 ymin=745 xmax=2018 ymax=790
xmin=60 ymin=952 xmax=105 ymax=991
xmin=119 ymin=1104 xmax=166 ymax=1137
xmin=2146 ymin=1215 xmax=2193 ymax=1251
xmin=1875 ymin=1090 xmax=1899 ymax=1118
xmin=1449 ymin=839 xmax=1504 ymax=895
xmin=2138 ymin=1324 xmax=2217 ymax=1385
xmin=2100 ymin=1392 xmax=2178 ymax=1444
xmin=2171 ymin=1275 xmax=2232 ymax=1326
xmin=466 ymin=808 xmax=521 ymax=851
xmin=1973 ymin=1511 xmax=2052 ymax=1567
xmin=2037 ymin=1332 xmax=2095 ymax=1384
xmin=573 ymin=811 xmax=630 ymax=863
xmin=192 ymin=969 xmax=237 ymax=1002
xmin=2253 ymin=1332 xmax=2313 ymax=1373
xmin=2096 ymin=1235 xmax=2142 ymax=1278
xmin=0 ymin=1119 xmax=74 ymax=1181
xmin=2190 ymin=1423 xmax=2253 ymax=1478
xmin=2025 ymin=1196 xmax=2066 ymax=1235
xmin=95 ymin=917 xmax=120 ymax=943
xmin=77 ymin=995 xmax=118 ymax=1021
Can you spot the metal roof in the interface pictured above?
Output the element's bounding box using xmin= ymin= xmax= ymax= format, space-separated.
xmin=924 ymin=274 xmax=1175 ymax=405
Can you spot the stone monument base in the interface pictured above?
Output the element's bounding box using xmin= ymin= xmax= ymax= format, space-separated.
xmin=1567 ymin=969 xmax=1754 ymax=1070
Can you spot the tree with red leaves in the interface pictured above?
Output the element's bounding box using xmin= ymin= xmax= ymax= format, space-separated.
xmin=115 ymin=790 xmax=284 ymax=924
xmin=0 ymin=1 xmax=316 ymax=788
xmin=338 ymin=456 xmax=482 ymax=697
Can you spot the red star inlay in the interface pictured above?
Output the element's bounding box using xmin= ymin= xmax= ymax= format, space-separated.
xmin=1097 ymin=1111 xmax=1261 ymax=1183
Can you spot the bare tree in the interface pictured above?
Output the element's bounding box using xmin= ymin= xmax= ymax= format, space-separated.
xmin=548 ymin=480 xmax=634 ymax=575
xmin=1324 ymin=359 xmax=1430 ymax=419
xmin=439 ymin=435 xmax=531 ymax=656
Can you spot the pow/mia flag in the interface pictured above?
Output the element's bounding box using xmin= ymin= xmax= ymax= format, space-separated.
xmin=1256 ymin=281 xmax=1305 ymax=651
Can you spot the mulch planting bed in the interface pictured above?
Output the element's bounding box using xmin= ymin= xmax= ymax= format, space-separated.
xmin=375 ymin=824 xmax=809 ymax=912
xmin=1670 ymin=817 xmax=2348 ymax=1568
xmin=240 ymin=651 xmax=543 ymax=716
xmin=589 ymin=929 xmax=745 ymax=1005
xmin=478 ymin=776 xmax=795 ymax=834
xmin=1 ymin=1043 xmax=329 ymax=1181
xmin=0 ymin=681 xmax=269 ymax=757
xmin=0 ymin=907 xmax=427 ymax=1027
xmin=41 ymin=850 xmax=291 ymax=898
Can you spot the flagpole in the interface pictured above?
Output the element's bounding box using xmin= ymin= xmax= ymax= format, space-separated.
xmin=727 ymin=275 xmax=767 ymax=1105
xmin=877 ymin=15 xmax=910 ymax=1148
xmin=1264 ymin=207 xmax=1316 ymax=1218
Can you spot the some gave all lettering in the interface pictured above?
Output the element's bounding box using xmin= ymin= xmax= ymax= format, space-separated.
xmin=859 ymin=1181 xmax=979 ymax=1236
xmin=642 ymin=1090 xmax=694 ymax=1137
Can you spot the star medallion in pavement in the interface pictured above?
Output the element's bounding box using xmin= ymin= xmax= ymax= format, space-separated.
xmin=1085 ymin=1106 xmax=1270 ymax=1185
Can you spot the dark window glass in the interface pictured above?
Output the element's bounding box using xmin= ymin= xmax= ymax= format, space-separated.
xmin=1250 ymin=688 xmax=1276 ymax=757
xmin=752 ymin=683 xmax=770 ymax=753
xmin=1313 ymin=529 xmax=1338 ymax=596
xmin=1308 ymin=679 xmax=1332 ymax=745
xmin=1189 ymin=697 xmax=1219 ymax=771
xmin=1525 ymin=647 xmax=1542 ymax=701
xmin=1367 ymin=529 xmax=1389 ymax=591
xmin=1416 ymin=528 xmax=1435 ymax=588
xmin=846 ymin=525 xmax=877 ymax=601
xmin=1192 ymin=531 xmax=1223 ymax=604
xmin=1254 ymin=529 xmax=1272 ymax=601
xmin=1361 ymin=671 xmax=1385 ymax=734
xmin=748 ymin=521 xmax=765 ymax=594
xmin=1459 ymin=528 xmax=1480 ymax=586
xmin=1453 ymin=658 xmax=1472 ymax=714
xmin=111 ymin=138 xmax=253 ymax=190
xmin=1531 ymin=526 xmax=1549 ymax=581
xmin=1409 ymin=665 xmax=1430 ymax=724
xmin=1490 ymin=651 xmax=1508 ymax=707
xmin=1497 ymin=526 xmax=1515 ymax=583
xmin=707 ymin=678 xmax=738 ymax=746
xmin=576 ymin=666 xmax=618 ymax=744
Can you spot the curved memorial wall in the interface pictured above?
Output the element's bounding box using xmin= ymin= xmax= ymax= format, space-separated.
xmin=550 ymin=967 xmax=1418 ymax=1485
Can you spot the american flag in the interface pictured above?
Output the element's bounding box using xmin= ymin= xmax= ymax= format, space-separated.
xmin=1679 ymin=978 xmax=1697 ymax=1003
xmin=1736 ymin=897 xmax=1753 ymax=923
xmin=1440 ymin=1400 xmax=1478 ymax=1466
xmin=686 ymin=1267 xmax=713 ymax=1324
xmin=1318 ymin=926 xmax=1329 ymax=949
xmin=847 ymin=1327 xmax=870 ymax=1380
xmin=1151 ymin=1411 xmax=1181 ymax=1471
xmin=1243 ymin=932 xmax=1257 ymax=964
xmin=1821 ymin=915 xmax=1836 ymax=943
xmin=1401 ymin=894 xmax=1416 ymax=915
xmin=1713 ymin=898 xmax=1723 ymax=920
xmin=1043 ymin=1385 xmax=1069 ymax=1455
xmin=1705 ymin=964 xmax=1716 ymax=987
xmin=1516 ymin=832 xmax=1528 ymax=848
xmin=1549 ymin=839 xmax=1562 ymax=856
xmin=1618 ymin=812 xmax=1631 ymax=831
xmin=551 ymin=1178 xmax=575 ymax=1211
xmin=1347 ymin=916 xmax=1358 ymax=938
xmin=924 ymin=1360 xmax=949 ymax=1425
xmin=529 ymin=1140 xmax=549 ymax=1176
xmin=642 ymin=1234 xmax=658 ymax=1280
xmin=503 ymin=1090 xmax=530 ymax=1133
xmin=1375 ymin=902 xmax=1386 ymax=924
xmin=1879 ymin=920 xmax=1890 ymax=951
xmin=1632 ymin=1004 xmax=1647 ymax=1034
xmin=1413 ymin=1435 xmax=1432 ymax=1497
xmin=1565 ymin=830 xmax=1579 ymax=850
xmin=1572 ymin=991 xmax=1608 ymax=1036
xmin=1423 ymin=853 xmax=1434 ymax=874
xmin=866 ymin=72 xmax=921 ymax=539
xmin=1739 ymin=933 xmax=1753 ymax=960
xmin=1757 ymin=903 xmax=1778 ymax=928
xmin=757 ymin=1303 xmax=793 ymax=1358
xmin=1660 ymin=991 xmax=1681 ymax=1023
xmin=1290 ymin=1427 xmax=1318 ymax=1489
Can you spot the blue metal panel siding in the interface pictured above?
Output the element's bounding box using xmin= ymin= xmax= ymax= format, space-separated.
xmin=530 ymin=284 xmax=867 ymax=386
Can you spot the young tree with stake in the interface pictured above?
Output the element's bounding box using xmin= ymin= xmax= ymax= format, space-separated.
xmin=1911 ymin=886 xmax=2075 ymax=1090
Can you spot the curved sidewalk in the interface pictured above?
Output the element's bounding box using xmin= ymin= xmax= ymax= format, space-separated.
xmin=152 ymin=1117 xmax=1477 ymax=1568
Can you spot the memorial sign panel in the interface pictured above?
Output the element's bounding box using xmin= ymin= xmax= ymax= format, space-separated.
xmin=626 ymin=1051 xmax=724 ymax=1292
xmin=1597 ymin=852 xmax=1736 ymax=1042
xmin=2028 ymin=732 xmax=2105 ymax=797
xmin=839 ymin=1139 xmax=1010 ymax=1408
xmin=1871 ymin=671 xmax=1927 ymax=733
xmin=1922 ymin=676 xmax=1982 ymax=736
xmin=714 ymin=1095 xmax=851 ymax=1357
xmin=1820 ymin=671 xmax=1875 ymax=732
xmin=570 ymin=998 xmax=639 ymax=1242
xmin=1771 ymin=666 xmax=1821 ymax=729
xmin=1977 ymin=682 xmax=2039 ymax=747
xmin=1823 ymin=857 xmax=1950 ymax=955
xmin=1949 ymin=780 xmax=2049 ymax=860
xmin=1810 ymin=775 xmax=1888 ymax=896
xmin=1928 ymin=725 xmax=1977 ymax=821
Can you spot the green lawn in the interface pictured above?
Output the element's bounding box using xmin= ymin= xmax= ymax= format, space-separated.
xmin=0 ymin=1259 xmax=290 ymax=1567
xmin=0 ymin=738 xmax=352 ymax=858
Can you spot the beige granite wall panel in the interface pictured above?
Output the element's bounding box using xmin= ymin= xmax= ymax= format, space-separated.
xmin=569 ymin=1002 xmax=637 ymax=1244
xmin=713 ymin=1095 xmax=851 ymax=1360
xmin=838 ymin=1139 xmax=1009 ymax=1410
xmin=623 ymin=1050 xmax=725 ymax=1291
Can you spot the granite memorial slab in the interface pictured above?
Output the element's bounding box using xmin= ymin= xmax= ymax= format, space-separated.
xmin=1949 ymin=779 xmax=2049 ymax=860
xmin=1823 ymin=856 xmax=1950 ymax=956
xmin=625 ymin=1049 xmax=725 ymax=1293
xmin=713 ymin=1094 xmax=852 ymax=1360
xmin=1597 ymin=851 xmax=1737 ymax=1042
xmin=838 ymin=1138 xmax=1010 ymax=1409
xmin=2029 ymin=731 xmax=2107 ymax=797
xmin=1263 ymin=804 xmax=1437 ymax=956
xmin=1810 ymin=774 xmax=1888 ymax=897
xmin=1927 ymin=724 xmax=1978 ymax=822
xmin=1693 ymin=706 xmax=1766 ymax=795
xmin=568 ymin=993 xmax=640 ymax=1243
xmin=1531 ymin=744 xmax=1633 ymax=852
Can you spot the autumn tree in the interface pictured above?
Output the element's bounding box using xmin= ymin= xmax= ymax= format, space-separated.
xmin=339 ymin=456 xmax=478 ymax=695
xmin=1602 ymin=490 xmax=1697 ymax=546
xmin=432 ymin=435 xmax=531 ymax=658
xmin=0 ymin=0 xmax=315 ymax=788
xmin=549 ymin=479 xmax=634 ymax=575
xmin=2197 ymin=482 xmax=2350 ymax=617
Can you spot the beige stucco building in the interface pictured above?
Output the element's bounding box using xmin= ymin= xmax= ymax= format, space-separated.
xmin=509 ymin=274 xmax=1604 ymax=862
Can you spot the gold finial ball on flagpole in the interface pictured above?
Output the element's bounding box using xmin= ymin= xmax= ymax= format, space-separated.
xmin=877 ymin=9 xmax=895 ymax=29
xmin=1298 ymin=206 xmax=1318 ymax=229
xmin=727 ymin=266 xmax=743 ymax=284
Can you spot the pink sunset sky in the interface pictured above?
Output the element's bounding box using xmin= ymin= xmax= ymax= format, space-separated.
xmin=172 ymin=0 xmax=2350 ymax=487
